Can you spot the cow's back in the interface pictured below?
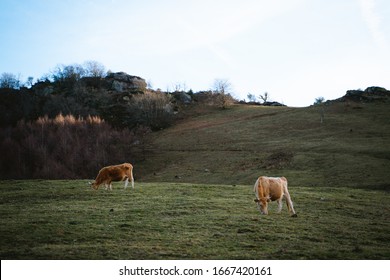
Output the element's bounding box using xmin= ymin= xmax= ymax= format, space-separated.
xmin=122 ymin=163 xmax=133 ymax=177
xmin=260 ymin=176 xmax=284 ymax=201
xmin=95 ymin=166 xmax=108 ymax=181
xmin=107 ymin=166 xmax=127 ymax=181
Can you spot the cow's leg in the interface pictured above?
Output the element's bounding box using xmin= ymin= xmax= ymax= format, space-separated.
xmin=277 ymin=198 xmax=283 ymax=213
xmin=124 ymin=178 xmax=129 ymax=188
xmin=261 ymin=200 xmax=269 ymax=215
xmin=284 ymin=192 xmax=296 ymax=215
xmin=104 ymin=183 xmax=109 ymax=190
xmin=109 ymin=183 xmax=113 ymax=191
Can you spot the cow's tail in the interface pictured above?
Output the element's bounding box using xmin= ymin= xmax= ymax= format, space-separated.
xmin=282 ymin=178 xmax=296 ymax=215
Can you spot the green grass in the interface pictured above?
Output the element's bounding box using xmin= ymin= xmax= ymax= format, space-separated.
xmin=1 ymin=180 xmax=389 ymax=259
xmin=138 ymin=103 xmax=390 ymax=188
xmin=1 ymin=100 xmax=389 ymax=259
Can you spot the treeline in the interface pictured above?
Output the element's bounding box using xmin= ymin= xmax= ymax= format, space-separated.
xmin=0 ymin=114 xmax=149 ymax=179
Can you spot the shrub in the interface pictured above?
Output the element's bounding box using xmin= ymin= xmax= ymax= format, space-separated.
xmin=0 ymin=114 xmax=149 ymax=179
xmin=127 ymin=91 xmax=174 ymax=130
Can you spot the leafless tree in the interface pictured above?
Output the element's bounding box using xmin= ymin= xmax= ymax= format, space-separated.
xmin=258 ymin=92 xmax=269 ymax=103
xmin=0 ymin=72 xmax=21 ymax=89
xmin=83 ymin=60 xmax=106 ymax=78
xmin=212 ymin=79 xmax=235 ymax=109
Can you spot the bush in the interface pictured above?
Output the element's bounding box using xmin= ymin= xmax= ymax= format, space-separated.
xmin=127 ymin=91 xmax=174 ymax=130
xmin=0 ymin=114 xmax=149 ymax=179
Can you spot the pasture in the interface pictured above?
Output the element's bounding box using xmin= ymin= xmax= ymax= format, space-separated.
xmin=1 ymin=180 xmax=389 ymax=259
xmin=139 ymin=103 xmax=390 ymax=189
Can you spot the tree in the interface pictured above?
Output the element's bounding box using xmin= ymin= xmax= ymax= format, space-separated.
xmin=247 ymin=93 xmax=257 ymax=102
xmin=172 ymin=82 xmax=187 ymax=92
xmin=213 ymin=79 xmax=231 ymax=95
xmin=314 ymin=97 xmax=326 ymax=124
xmin=258 ymin=92 xmax=269 ymax=103
xmin=314 ymin=96 xmax=325 ymax=105
xmin=26 ymin=76 xmax=34 ymax=88
xmin=51 ymin=64 xmax=85 ymax=84
xmin=83 ymin=60 xmax=106 ymax=78
xmin=0 ymin=72 xmax=21 ymax=89
xmin=212 ymin=79 xmax=235 ymax=109
xmin=127 ymin=91 xmax=174 ymax=130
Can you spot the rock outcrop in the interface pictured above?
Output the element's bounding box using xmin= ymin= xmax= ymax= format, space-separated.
xmin=340 ymin=86 xmax=390 ymax=103
xmin=105 ymin=72 xmax=147 ymax=92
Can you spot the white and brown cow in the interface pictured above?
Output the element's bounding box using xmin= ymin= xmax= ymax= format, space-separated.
xmin=91 ymin=163 xmax=134 ymax=190
xmin=253 ymin=176 xmax=297 ymax=217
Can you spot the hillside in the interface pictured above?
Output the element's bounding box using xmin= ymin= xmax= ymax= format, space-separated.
xmin=138 ymin=96 xmax=390 ymax=189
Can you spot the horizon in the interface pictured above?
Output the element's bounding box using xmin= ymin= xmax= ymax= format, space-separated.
xmin=1 ymin=0 xmax=389 ymax=107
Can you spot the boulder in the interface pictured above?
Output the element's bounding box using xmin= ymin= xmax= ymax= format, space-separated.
xmin=105 ymin=72 xmax=146 ymax=92
xmin=173 ymin=91 xmax=192 ymax=104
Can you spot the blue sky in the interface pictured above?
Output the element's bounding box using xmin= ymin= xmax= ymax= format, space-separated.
xmin=1 ymin=0 xmax=389 ymax=106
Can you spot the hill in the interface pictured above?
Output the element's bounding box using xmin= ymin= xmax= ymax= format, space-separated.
xmin=138 ymin=92 xmax=390 ymax=189
xmin=1 ymin=87 xmax=389 ymax=260
xmin=1 ymin=69 xmax=390 ymax=188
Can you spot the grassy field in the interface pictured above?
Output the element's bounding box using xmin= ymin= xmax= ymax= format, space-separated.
xmin=0 ymin=180 xmax=389 ymax=259
xmin=138 ymin=102 xmax=390 ymax=188
xmin=1 ymin=99 xmax=389 ymax=259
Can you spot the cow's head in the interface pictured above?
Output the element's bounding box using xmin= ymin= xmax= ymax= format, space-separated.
xmin=254 ymin=198 xmax=269 ymax=215
xmin=89 ymin=181 xmax=99 ymax=190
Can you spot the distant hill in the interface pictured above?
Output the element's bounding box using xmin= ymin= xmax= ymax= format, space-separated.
xmin=137 ymin=88 xmax=390 ymax=189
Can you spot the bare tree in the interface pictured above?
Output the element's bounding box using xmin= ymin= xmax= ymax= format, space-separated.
xmin=0 ymin=72 xmax=21 ymax=89
xmin=247 ymin=93 xmax=256 ymax=102
xmin=173 ymin=82 xmax=187 ymax=92
xmin=258 ymin=92 xmax=269 ymax=103
xmin=213 ymin=79 xmax=231 ymax=94
xmin=212 ymin=79 xmax=235 ymax=109
xmin=129 ymin=91 xmax=174 ymax=130
xmin=83 ymin=60 xmax=106 ymax=78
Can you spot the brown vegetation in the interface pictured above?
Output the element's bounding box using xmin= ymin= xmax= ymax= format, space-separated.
xmin=0 ymin=114 xmax=149 ymax=179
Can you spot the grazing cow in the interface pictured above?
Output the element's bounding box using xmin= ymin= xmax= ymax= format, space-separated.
xmin=91 ymin=163 xmax=134 ymax=190
xmin=253 ymin=176 xmax=297 ymax=217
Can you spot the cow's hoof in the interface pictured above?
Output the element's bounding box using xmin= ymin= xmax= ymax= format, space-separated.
xmin=291 ymin=214 xmax=298 ymax=218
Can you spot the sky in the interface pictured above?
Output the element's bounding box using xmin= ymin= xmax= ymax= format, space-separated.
xmin=0 ymin=0 xmax=389 ymax=107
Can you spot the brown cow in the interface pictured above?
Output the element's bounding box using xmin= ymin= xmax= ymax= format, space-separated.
xmin=253 ymin=176 xmax=297 ymax=217
xmin=91 ymin=163 xmax=134 ymax=190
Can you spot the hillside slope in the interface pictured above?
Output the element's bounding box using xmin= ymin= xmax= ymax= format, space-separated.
xmin=138 ymin=99 xmax=390 ymax=188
